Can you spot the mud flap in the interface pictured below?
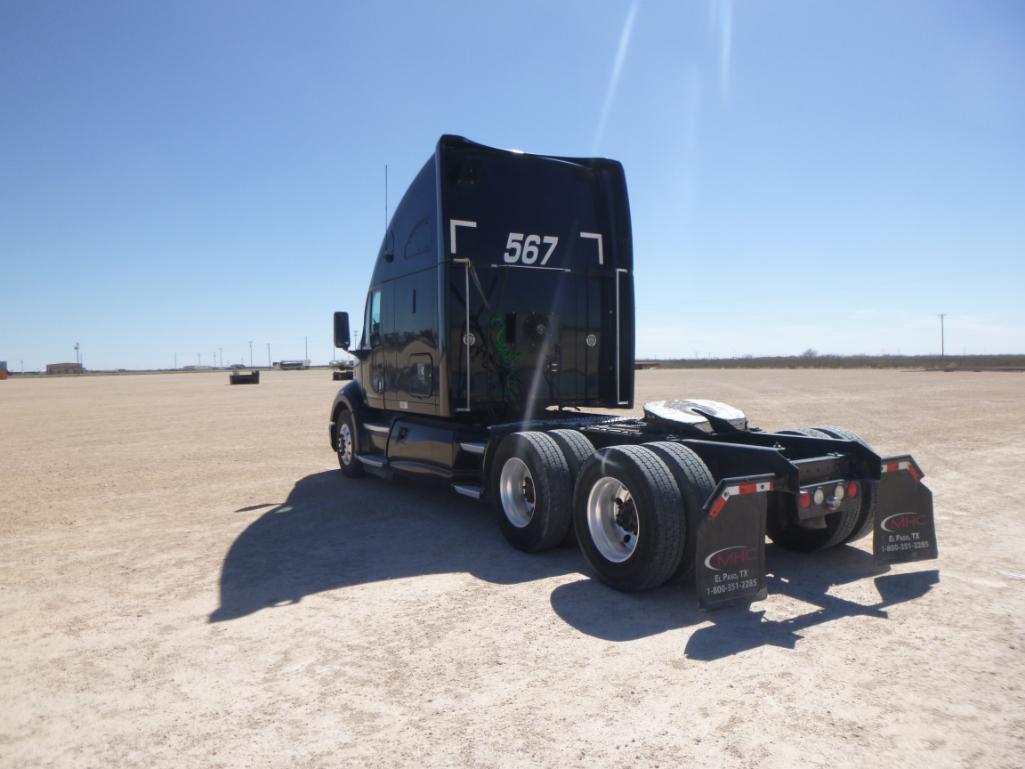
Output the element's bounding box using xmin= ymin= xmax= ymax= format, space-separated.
xmin=874 ymin=455 xmax=938 ymax=564
xmin=695 ymin=474 xmax=775 ymax=610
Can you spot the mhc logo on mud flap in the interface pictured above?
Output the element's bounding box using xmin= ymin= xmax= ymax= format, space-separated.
xmin=703 ymin=545 xmax=758 ymax=572
xmin=880 ymin=513 xmax=927 ymax=533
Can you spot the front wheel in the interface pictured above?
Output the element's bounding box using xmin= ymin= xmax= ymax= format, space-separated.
xmin=573 ymin=445 xmax=684 ymax=592
xmin=334 ymin=408 xmax=365 ymax=478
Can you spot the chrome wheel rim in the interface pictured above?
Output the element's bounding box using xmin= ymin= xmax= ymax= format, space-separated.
xmin=338 ymin=422 xmax=354 ymax=466
xmin=499 ymin=457 xmax=535 ymax=528
xmin=586 ymin=476 xmax=639 ymax=562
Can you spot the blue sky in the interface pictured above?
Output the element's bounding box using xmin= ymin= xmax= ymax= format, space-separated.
xmin=2 ymin=0 xmax=1023 ymax=370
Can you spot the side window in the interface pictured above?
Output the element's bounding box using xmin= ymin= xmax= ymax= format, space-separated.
xmin=404 ymin=218 xmax=432 ymax=260
xmin=370 ymin=290 xmax=382 ymax=346
xmin=362 ymin=289 xmax=382 ymax=348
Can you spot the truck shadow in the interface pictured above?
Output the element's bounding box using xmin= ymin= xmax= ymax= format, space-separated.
xmin=212 ymin=471 xmax=939 ymax=660
xmin=209 ymin=470 xmax=581 ymax=622
xmin=550 ymin=547 xmax=939 ymax=658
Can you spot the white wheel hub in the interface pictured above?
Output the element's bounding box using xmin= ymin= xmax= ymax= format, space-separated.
xmin=587 ymin=476 xmax=639 ymax=562
xmin=338 ymin=421 xmax=354 ymax=466
xmin=499 ymin=457 xmax=536 ymax=528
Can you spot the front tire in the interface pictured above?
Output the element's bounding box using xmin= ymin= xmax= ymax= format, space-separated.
xmin=573 ymin=445 xmax=684 ymax=592
xmin=492 ymin=432 xmax=573 ymax=553
xmin=334 ymin=408 xmax=365 ymax=478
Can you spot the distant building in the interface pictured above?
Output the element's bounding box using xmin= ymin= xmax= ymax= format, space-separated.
xmin=46 ymin=362 xmax=85 ymax=375
xmin=0 ymin=361 xmax=7 ymax=380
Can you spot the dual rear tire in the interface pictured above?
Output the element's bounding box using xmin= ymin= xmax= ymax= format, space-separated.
xmin=767 ymin=425 xmax=874 ymax=551
xmin=492 ymin=432 xmax=714 ymax=591
xmin=491 ymin=432 xmax=574 ymax=553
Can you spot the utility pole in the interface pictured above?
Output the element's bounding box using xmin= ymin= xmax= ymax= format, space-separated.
xmin=219 ymin=347 xmax=223 ymax=368
xmin=248 ymin=340 xmax=254 ymax=367
xmin=74 ymin=342 xmax=80 ymax=366
xmin=267 ymin=342 xmax=271 ymax=367
xmin=938 ymin=314 xmax=946 ymax=358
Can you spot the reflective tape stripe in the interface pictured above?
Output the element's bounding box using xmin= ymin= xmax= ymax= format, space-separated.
xmin=710 ymin=495 xmax=727 ymax=519
xmin=710 ymin=479 xmax=775 ymax=519
xmin=736 ymin=481 xmax=775 ymax=495
xmin=882 ymin=460 xmax=911 ymax=474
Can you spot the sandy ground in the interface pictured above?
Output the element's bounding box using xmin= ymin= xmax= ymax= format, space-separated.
xmin=1 ymin=368 xmax=1024 ymax=768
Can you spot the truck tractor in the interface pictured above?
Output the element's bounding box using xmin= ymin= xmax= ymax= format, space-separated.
xmin=328 ymin=136 xmax=936 ymax=608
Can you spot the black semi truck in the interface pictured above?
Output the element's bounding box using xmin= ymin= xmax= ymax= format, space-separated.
xmin=329 ymin=136 xmax=936 ymax=608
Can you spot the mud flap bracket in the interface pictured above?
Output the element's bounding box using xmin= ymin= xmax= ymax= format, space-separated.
xmin=695 ymin=474 xmax=776 ymax=610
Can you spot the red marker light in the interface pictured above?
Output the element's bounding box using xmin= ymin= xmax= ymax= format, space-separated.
xmin=799 ymin=491 xmax=812 ymax=509
xmin=848 ymin=481 xmax=860 ymax=499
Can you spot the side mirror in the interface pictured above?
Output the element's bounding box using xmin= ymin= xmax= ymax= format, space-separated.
xmin=333 ymin=312 xmax=351 ymax=350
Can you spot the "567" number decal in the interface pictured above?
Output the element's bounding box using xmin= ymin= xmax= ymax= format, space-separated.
xmin=504 ymin=233 xmax=558 ymax=265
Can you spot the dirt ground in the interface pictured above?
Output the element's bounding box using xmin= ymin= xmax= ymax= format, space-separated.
xmin=1 ymin=368 xmax=1023 ymax=768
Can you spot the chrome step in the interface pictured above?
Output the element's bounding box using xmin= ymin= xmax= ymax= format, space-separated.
xmin=458 ymin=441 xmax=486 ymax=455
xmin=452 ymin=483 xmax=484 ymax=500
xmin=357 ymin=453 xmax=387 ymax=468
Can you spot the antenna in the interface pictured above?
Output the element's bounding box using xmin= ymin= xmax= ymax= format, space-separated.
xmin=385 ymin=163 xmax=389 ymax=228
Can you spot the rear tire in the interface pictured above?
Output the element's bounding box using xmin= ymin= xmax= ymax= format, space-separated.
xmin=334 ymin=408 xmax=365 ymax=479
xmin=547 ymin=429 xmax=595 ymax=548
xmin=813 ymin=425 xmax=877 ymax=544
xmin=768 ymin=427 xmax=859 ymax=551
xmin=642 ymin=442 xmax=715 ymax=580
xmin=573 ymin=445 xmax=684 ymax=592
xmin=492 ymin=432 xmax=573 ymax=553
